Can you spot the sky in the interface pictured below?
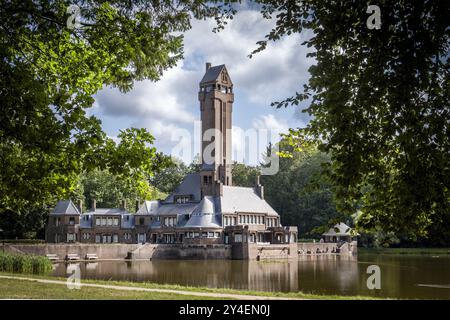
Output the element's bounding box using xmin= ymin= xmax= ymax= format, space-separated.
xmin=90 ymin=6 xmax=314 ymax=165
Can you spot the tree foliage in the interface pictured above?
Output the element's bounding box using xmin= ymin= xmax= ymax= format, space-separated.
xmin=260 ymin=140 xmax=340 ymax=238
xmin=0 ymin=1 xmax=233 ymax=214
xmin=231 ymin=162 xmax=260 ymax=187
xmin=79 ymin=169 xmax=166 ymax=213
xmin=246 ymin=0 xmax=450 ymax=240
xmin=149 ymin=157 xmax=191 ymax=194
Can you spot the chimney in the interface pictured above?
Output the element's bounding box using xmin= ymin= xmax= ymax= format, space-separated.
xmin=91 ymin=199 xmax=96 ymax=212
xmin=206 ymin=62 xmax=211 ymax=71
xmin=135 ymin=200 xmax=140 ymax=213
xmin=258 ymin=185 xmax=264 ymax=200
xmin=255 ymin=175 xmax=264 ymax=200
xmin=121 ymin=199 xmax=126 ymax=210
xmin=78 ymin=199 xmax=83 ymax=214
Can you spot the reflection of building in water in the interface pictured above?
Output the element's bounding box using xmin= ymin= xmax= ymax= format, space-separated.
xmin=85 ymin=262 xmax=98 ymax=271
xmin=297 ymin=255 xmax=359 ymax=295
xmin=246 ymin=261 xmax=298 ymax=292
xmin=55 ymin=260 xmax=298 ymax=292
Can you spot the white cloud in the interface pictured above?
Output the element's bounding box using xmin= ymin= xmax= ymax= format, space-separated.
xmin=252 ymin=114 xmax=289 ymax=133
xmin=94 ymin=8 xmax=313 ymax=159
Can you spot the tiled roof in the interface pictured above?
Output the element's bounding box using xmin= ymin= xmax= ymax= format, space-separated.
xmin=136 ymin=200 xmax=160 ymax=215
xmin=220 ymin=186 xmax=279 ymax=216
xmin=322 ymin=222 xmax=352 ymax=236
xmin=50 ymin=200 xmax=80 ymax=215
xmin=164 ymin=173 xmax=201 ymax=203
xmin=200 ymin=64 xmax=225 ymax=84
xmin=84 ymin=208 xmax=127 ymax=215
xmin=157 ymin=203 xmax=198 ymax=216
xmin=183 ymin=196 xmax=222 ymax=228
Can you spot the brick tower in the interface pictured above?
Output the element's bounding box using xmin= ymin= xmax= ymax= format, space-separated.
xmin=198 ymin=63 xmax=234 ymax=197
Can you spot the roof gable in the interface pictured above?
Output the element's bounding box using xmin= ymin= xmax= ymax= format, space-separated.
xmin=200 ymin=64 xmax=233 ymax=86
xmin=51 ymin=200 xmax=80 ymax=215
xmin=164 ymin=173 xmax=201 ymax=203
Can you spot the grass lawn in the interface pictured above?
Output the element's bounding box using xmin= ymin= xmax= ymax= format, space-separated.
xmin=0 ymin=277 xmax=221 ymax=300
xmin=359 ymin=247 xmax=450 ymax=255
xmin=0 ymin=272 xmax=379 ymax=300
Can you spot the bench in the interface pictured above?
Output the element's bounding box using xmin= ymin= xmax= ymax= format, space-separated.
xmin=46 ymin=254 xmax=59 ymax=261
xmin=65 ymin=253 xmax=80 ymax=261
xmin=85 ymin=253 xmax=98 ymax=260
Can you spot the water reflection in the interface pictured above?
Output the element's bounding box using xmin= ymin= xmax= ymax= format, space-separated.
xmin=53 ymin=254 xmax=450 ymax=299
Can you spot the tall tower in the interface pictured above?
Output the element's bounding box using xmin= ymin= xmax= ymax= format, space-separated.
xmin=198 ymin=63 xmax=234 ymax=197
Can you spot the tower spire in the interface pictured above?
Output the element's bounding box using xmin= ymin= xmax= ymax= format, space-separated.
xmin=198 ymin=63 xmax=234 ymax=197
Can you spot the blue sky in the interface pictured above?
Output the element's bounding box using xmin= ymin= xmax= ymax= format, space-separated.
xmin=90 ymin=7 xmax=314 ymax=164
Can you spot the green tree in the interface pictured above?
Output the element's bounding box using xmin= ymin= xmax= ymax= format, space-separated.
xmin=149 ymin=157 xmax=191 ymax=194
xmin=232 ymin=162 xmax=260 ymax=187
xmin=0 ymin=1 xmax=232 ymax=214
xmin=258 ymin=141 xmax=340 ymax=238
xmin=80 ymin=169 xmax=166 ymax=213
xmin=246 ymin=1 xmax=449 ymax=240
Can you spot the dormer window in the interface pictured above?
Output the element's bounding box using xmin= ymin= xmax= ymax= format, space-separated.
xmin=174 ymin=195 xmax=191 ymax=204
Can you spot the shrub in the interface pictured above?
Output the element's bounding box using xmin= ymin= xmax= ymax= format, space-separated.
xmin=0 ymin=252 xmax=52 ymax=274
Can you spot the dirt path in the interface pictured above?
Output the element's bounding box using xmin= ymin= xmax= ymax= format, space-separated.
xmin=0 ymin=275 xmax=302 ymax=300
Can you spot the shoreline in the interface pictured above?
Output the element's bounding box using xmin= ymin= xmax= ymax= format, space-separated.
xmin=0 ymin=272 xmax=378 ymax=300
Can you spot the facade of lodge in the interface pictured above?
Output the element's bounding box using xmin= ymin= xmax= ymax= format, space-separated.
xmin=45 ymin=63 xmax=298 ymax=247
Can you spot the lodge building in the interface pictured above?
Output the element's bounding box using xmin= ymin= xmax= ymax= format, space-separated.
xmin=45 ymin=63 xmax=298 ymax=246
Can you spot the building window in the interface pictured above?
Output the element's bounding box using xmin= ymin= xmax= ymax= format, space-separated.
xmin=54 ymin=217 xmax=60 ymax=226
xmin=208 ymin=232 xmax=214 ymax=238
xmin=214 ymin=232 xmax=220 ymax=238
xmin=113 ymin=217 xmax=119 ymax=226
xmin=101 ymin=217 xmax=107 ymax=226
xmin=69 ymin=217 xmax=75 ymax=225
xmin=175 ymin=195 xmax=191 ymax=203
xmin=113 ymin=234 xmax=118 ymax=243
xmin=234 ymin=233 xmax=242 ymax=243
xmin=139 ymin=217 xmax=145 ymax=225
xmin=203 ymin=176 xmax=208 ymax=184
xmin=202 ymin=232 xmax=208 ymax=238
xmin=95 ymin=235 xmax=101 ymax=243
xmin=95 ymin=218 xmax=101 ymax=226
xmin=107 ymin=217 xmax=112 ymax=226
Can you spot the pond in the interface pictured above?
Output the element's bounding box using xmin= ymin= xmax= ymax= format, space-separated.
xmin=52 ymin=253 xmax=450 ymax=299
